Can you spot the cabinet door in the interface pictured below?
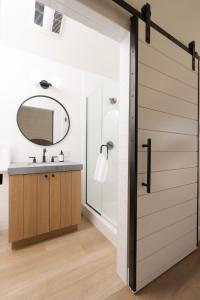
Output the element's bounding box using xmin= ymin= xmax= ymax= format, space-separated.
xmin=24 ymin=174 xmax=37 ymax=239
xmin=50 ymin=173 xmax=61 ymax=231
xmin=71 ymin=171 xmax=81 ymax=225
xmin=60 ymin=172 xmax=72 ymax=228
xmin=9 ymin=175 xmax=24 ymax=242
xmin=37 ymin=174 xmax=50 ymax=235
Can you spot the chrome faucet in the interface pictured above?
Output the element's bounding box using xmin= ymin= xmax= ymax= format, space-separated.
xmin=42 ymin=148 xmax=47 ymax=163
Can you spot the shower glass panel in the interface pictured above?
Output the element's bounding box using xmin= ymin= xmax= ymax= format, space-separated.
xmin=86 ymin=87 xmax=102 ymax=213
xmin=86 ymin=81 xmax=119 ymax=227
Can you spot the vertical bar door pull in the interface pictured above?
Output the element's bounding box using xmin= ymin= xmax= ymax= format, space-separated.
xmin=142 ymin=139 xmax=151 ymax=193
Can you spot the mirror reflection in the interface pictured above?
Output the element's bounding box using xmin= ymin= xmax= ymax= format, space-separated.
xmin=17 ymin=95 xmax=70 ymax=146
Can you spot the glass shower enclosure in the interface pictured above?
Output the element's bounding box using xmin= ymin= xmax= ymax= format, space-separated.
xmin=86 ymin=81 xmax=119 ymax=228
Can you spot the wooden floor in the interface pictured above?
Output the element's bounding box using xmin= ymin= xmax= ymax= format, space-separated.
xmin=107 ymin=250 xmax=200 ymax=300
xmin=0 ymin=218 xmax=200 ymax=299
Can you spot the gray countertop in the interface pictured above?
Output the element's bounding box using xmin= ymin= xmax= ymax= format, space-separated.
xmin=8 ymin=161 xmax=83 ymax=175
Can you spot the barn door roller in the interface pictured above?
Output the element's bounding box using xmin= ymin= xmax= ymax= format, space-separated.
xmin=141 ymin=3 xmax=151 ymax=44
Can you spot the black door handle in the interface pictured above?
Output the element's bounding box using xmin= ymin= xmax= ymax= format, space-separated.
xmin=142 ymin=138 xmax=151 ymax=193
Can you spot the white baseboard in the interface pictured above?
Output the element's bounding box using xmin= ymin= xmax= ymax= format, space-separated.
xmin=82 ymin=204 xmax=117 ymax=247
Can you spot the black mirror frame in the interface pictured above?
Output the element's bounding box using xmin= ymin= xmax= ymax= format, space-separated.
xmin=17 ymin=95 xmax=70 ymax=146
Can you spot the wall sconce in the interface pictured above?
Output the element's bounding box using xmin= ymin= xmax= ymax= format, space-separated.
xmin=30 ymin=72 xmax=61 ymax=89
xmin=39 ymin=80 xmax=52 ymax=89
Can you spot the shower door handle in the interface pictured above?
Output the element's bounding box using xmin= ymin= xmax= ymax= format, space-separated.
xmin=142 ymin=138 xmax=151 ymax=193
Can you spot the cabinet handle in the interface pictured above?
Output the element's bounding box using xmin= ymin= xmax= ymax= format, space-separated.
xmin=45 ymin=175 xmax=48 ymax=178
xmin=52 ymin=174 xmax=55 ymax=178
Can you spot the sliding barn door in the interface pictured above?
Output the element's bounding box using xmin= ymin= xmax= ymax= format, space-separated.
xmin=130 ymin=17 xmax=199 ymax=291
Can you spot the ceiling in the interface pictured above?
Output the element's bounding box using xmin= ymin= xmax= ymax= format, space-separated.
xmin=42 ymin=0 xmax=200 ymax=53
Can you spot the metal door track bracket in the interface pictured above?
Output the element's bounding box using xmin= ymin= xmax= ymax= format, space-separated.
xmin=141 ymin=3 xmax=151 ymax=44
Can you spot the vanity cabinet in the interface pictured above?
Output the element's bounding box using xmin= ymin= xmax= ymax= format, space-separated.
xmin=9 ymin=171 xmax=81 ymax=245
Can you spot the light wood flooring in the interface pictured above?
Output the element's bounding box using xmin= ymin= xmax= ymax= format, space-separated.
xmin=0 ymin=217 xmax=200 ymax=299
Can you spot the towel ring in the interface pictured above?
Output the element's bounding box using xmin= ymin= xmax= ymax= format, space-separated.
xmin=100 ymin=141 xmax=114 ymax=160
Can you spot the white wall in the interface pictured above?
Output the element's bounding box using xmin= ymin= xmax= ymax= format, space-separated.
xmin=0 ymin=0 xmax=120 ymax=80
xmin=117 ymin=32 xmax=130 ymax=284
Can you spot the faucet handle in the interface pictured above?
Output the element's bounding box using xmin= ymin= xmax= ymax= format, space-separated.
xmin=29 ymin=156 xmax=36 ymax=163
xmin=42 ymin=148 xmax=47 ymax=163
xmin=51 ymin=156 xmax=58 ymax=163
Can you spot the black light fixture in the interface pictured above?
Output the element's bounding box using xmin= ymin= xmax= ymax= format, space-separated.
xmin=39 ymin=80 xmax=52 ymax=89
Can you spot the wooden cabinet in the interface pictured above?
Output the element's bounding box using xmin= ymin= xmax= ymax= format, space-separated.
xmin=60 ymin=172 xmax=72 ymax=228
xmin=37 ymin=173 xmax=50 ymax=235
xmin=50 ymin=173 xmax=61 ymax=231
xmin=9 ymin=175 xmax=24 ymax=242
xmin=23 ymin=174 xmax=37 ymax=239
xmin=71 ymin=171 xmax=81 ymax=225
xmin=9 ymin=171 xmax=81 ymax=245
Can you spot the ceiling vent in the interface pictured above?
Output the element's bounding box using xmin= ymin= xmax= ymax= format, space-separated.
xmin=34 ymin=1 xmax=44 ymax=27
xmin=52 ymin=11 xmax=63 ymax=34
xmin=34 ymin=1 xmax=63 ymax=35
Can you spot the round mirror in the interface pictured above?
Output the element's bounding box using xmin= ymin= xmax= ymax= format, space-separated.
xmin=17 ymin=95 xmax=70 ymax=146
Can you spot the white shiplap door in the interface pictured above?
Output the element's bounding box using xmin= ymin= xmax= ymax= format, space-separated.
xmin=136 ymin=19 xmax=198 ymax=290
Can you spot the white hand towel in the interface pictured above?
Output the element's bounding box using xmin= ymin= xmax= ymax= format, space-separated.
xmin=93 ymin=153 xmax=108 ymax=183
xmin=0 ymin=144 xmax=11 ymax=171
